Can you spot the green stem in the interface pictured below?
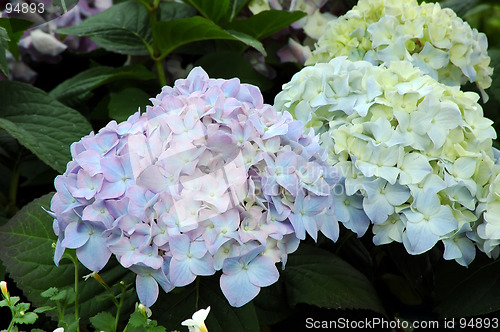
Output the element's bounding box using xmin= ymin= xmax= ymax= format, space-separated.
xmin=114 ymin=285 xmax=127 ymax=332
xmin=7 ymin=305 xmax=15 ymax=332
xmin=7 ymin=317 xmax=14 ymax=332
xmin=65 ymin=253 xmax=80 ymax=332
xmin=74 ymin=261 xmax=80 ymax=332
xmin=195 ymin=278 xmax=200 ymax=310
xmin=60 ymin=0 xmax=67 ymax=12
xmin=144 ymin=0 xmax=167 ymax=87
xmin=95 ymin=275 xmax=119 ymax=307
xmin=154 ymin=59 xmax=167 ymax=87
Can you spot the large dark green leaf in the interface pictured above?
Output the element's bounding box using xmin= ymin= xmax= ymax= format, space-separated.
xmin=489 ymin=49 xmax=500 ymax=101
xmin=49 ymin=65 xmax=155 ymax=107
xmin=282 ymin=244 xmax=385 ymax=314
xmin=434 ymin=257 xmax=500 ymax=317
xmin=440 ymin=0 xmax=480 ymax=17
xmin=195 ymin=51 xmax=272 ymax=91
xmin=226 ymin=10 xmax=307 ymax=40
xmin=0 ymin=27 xmax=8 ymax=77
xmin=152 ymin=277 xmax=260 ymax=332
xmin=154 ymin=16 xmax=266 ymax=58
xmin=159 ymin=1 xmax=197 ymax=21
xmin=0 ymin=194 xmax=137 ymax=321
xmin=55 ymin=0 xmax=151 ymax=55
xmin=182 ymin=0 xmax=230 ymax=23
xmin=253 ymin=279 xmax=292 ymax=325
xmin=0 ymin=82 xmax=92 ymax=174
xmin=108 ymin=87 xmax=151 ymax=122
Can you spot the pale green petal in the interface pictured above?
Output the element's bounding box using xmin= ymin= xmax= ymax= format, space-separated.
xmin=398 ymin=153 xmax=432 ymax=185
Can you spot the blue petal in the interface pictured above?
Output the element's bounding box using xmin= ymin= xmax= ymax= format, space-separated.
xmin=76 ymin=230 xmax=111 ymax=271
xmin=62 ymin=222 xmax=90 ymax=249
xmin=220 ymin=269 xmax=260 ymax=307
xmin=246 ymin=255 xmax=279 ymax=287
xmin=136 ymin=274 xmax=159 ymax=307
xmin=169 ymin=258 xmax=196 ymax=287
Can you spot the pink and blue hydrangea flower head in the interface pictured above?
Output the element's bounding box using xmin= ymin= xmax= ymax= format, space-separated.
xmin=49 ymin=67 xmax=341 ymax=307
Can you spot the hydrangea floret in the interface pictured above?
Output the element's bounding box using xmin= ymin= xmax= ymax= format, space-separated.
xmin=307 ymin=0 xmax=493 ymax=99
xmin=275 ymin=57 xmax=498 ymax=266
xmin=48 ymin=67 xmax=340 ymax=308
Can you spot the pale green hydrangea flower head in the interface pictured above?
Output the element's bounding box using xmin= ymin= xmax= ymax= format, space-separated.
xmin=275 ymin=57 xmax=498 ymax=266
xmin=307 ymin=0 xmax=493 ymax=99
xmin=476 ymin=158 xmax=500 ymax=259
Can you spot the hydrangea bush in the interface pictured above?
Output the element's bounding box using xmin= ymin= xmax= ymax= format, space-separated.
xmin=48 ymin=67 xmax=340 ymax=307
xmin=307 ymin=0 xmax=493 ymax=99
xmin=275 ymin=57 xmax=499 ymax=266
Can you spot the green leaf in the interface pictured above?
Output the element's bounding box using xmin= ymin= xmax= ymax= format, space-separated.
xmin=0 ymin=27 xmax=8 ymax=77
xmin=440 ymin=0 xmax=480 ymax=17
xmin=49 ymin=65 xmax=155 ymax=107
xmin=226 ymin=10 xmax=307 ymax=40
xmin=253 ymin=279 xmax=292 ymax=325
xmin=152 ymin=277 xmax=259 ymax=332
xmin=282 ymin=244 xmax=385 ymax=314
xmin=182 ymin=0 xmax=230 ymax=23
xmin=40 ymin=287 xmax=59 ymax=298
xmin=0 ymin=18 xmax=33 ymax=60
xmin=55 ymin=0 xmax=151 ymax=55
xmin=195 ymin=51 xmax=272 ymax=91
xmin=154 ymin=16 xmax=265 ymax=58
xmin=0 ymin=194 xmax=137 ymax=322
xmin=33 ymin=306 xmax=56 ymax=313
xmin=9 ymin=296 xmax=20 ymax=306
xmin=128 ymin=311 xmax=147 ymax=327
xmin=434 ymin=258 xmax=500 ymax=317
xmin=0 ymin=259 xmax=5 ymax=281
xmin=108 ymin=87 xmax=151 ymax=122
xmin=379 ymin=273 xmax=422 ymax=306
xmin=225 ymin=30 xmax=267 ymax=56
xmin=0 ymin=82 xmax=93 ymax=174
xmin=489 ymin=49 xmax=500 ymax=100
xmin=90 ymin=312 xmax=116 ymax=332
xmin=13 ymin=311 xmax=38 ymax=324
xmin=159 ymin=1 xmax=197 ymax=21
xmin=126 ymin=311 xmax=167 ymax=332
xmin=49 ymin=288 xmax=69 ymax=302
xmin=228 ymin=0 xmax=251 ymax=21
